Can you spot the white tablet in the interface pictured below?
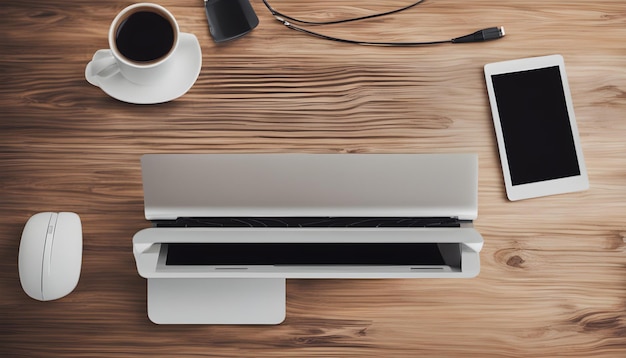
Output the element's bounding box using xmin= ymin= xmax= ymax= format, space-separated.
xmin=484 ymin=54 xmax=588 ymax=201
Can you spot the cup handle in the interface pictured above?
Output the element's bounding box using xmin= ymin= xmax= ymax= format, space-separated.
xmin=85 ymin=50 xmax=120 ymax=87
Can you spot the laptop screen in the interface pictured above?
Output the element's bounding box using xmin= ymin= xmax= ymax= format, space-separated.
xmin=163 ymin=242 xmax=459 ymax=266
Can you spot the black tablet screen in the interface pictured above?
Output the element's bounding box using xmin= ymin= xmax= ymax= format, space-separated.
xmin=491 ymin=66 xmax=580 ymax=185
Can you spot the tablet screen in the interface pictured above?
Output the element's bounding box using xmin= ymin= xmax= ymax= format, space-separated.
xmin=491 ymin=66 xmax=580 ymax=186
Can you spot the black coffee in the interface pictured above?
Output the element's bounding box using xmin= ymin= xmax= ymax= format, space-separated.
xmin=115 ymin=10 xmax=175 ymax=63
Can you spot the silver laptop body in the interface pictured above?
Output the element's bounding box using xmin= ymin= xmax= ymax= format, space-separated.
xmin=133 ymin=153 xmax=483 ymax=324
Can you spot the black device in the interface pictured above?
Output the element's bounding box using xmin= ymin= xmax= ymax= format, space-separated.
xmin=204 ymin=0 xmax=259 ymax=42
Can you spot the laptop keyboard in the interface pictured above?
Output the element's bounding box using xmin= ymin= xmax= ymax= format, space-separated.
xmin=154 ymin=217 xmax=463 ymax=228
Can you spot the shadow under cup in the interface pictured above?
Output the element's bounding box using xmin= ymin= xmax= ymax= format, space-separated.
xmin=109 ymin=4 xmax=179 ymax=84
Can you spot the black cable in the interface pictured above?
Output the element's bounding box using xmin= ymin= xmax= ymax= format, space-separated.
xmin=261 ymin=0 xmax=505 ymax=46
xmin=261 ymin=0 xmax=427 ymax=26
xmin=284 ymin=22 xmax=452 ymax=46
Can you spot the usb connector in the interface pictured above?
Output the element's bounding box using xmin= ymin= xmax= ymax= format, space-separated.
xmin=452 ymin=27 xmax=506 ymax=43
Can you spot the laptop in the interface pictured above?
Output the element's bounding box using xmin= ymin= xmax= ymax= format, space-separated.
xmin=133 ymin=153 xmax=483 ymax=324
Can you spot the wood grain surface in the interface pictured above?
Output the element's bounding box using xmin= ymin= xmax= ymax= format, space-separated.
xmin=1 ymin=0 xmax=625 ymax=356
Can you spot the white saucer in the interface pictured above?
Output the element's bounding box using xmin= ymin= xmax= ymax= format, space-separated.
xmin=86 ymin=32 xmax=202 ymax=104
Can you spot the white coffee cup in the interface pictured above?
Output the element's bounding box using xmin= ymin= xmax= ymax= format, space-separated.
xmin=86 ymin=3 xmax=180 ymax=86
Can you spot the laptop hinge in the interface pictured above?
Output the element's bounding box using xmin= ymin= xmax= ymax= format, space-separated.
xmin=152 ymin=217 xmax=469 ymax=228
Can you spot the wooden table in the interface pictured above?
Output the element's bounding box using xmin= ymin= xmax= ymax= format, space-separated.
xmin=1 ymin=0 xmax=625 ymax=356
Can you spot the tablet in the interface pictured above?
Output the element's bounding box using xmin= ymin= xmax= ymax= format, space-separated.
xmin=484 ymin=54 xmax=588 ymax=201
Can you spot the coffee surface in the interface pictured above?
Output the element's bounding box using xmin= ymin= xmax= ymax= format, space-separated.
xmin=115 ymin=11 xmax=174 ymax=62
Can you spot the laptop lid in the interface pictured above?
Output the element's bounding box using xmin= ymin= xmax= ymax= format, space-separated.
xmin=140 ymin=153 xmax=478 ymax=221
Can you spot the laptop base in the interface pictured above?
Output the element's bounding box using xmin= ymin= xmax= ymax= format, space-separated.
xmin=147 ymin=278 xmax=286 ymax=324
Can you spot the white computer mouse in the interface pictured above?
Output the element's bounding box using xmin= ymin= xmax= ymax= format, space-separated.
xmin=18 ymin=212 xmax=82 ymax=301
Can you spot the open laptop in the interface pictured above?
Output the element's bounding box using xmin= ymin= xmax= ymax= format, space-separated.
xmin=133 ymin=153 xmax=483 ymax=324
